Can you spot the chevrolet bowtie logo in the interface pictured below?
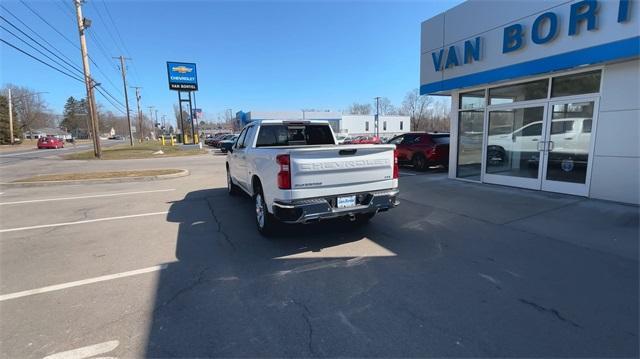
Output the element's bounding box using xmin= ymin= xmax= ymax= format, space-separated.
xmin=172 ymin=66 xmax=193 ymax=74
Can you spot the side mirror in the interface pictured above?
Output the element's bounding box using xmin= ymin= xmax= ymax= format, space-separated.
xmin=512 ymin=133 xmax=516 ymax=142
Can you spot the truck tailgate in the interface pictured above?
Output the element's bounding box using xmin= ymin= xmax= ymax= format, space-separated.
xmin=288 ymin=144 xmax=396 ymax=198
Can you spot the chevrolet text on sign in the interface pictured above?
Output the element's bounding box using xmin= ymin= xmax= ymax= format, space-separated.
xmin=166 ymin=61 xmax=198 ymax=91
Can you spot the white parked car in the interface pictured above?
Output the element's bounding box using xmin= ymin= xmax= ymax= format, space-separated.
xmin=226 ymin=120 xmax=399 ymax=235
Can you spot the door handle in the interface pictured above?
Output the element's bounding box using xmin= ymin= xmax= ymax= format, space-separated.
xmin=548 ymin=141 xmax=554 ymax=151
xmin=532 ymin=138 xmax=539 ymax=141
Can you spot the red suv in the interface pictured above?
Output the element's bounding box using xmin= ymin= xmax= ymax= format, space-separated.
xmin=37 ymin=136 xmax=65 ymax=149
xmin=388 ymin=132 xmax=450 ymax=170
xmin=344 ymin=135 xmax=381 ymax=145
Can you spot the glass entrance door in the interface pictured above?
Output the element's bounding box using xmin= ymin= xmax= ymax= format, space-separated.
xmin=484 ymin=105 xmax=547 ymax=189
xmin=540 ymin=100 xmax=598 ymax=196
xmin=483 ymin=99 xmax=598 ymax=196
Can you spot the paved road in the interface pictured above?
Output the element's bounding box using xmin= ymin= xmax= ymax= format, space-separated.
xmin=0 ymin=139 xmax=124 ymax=166
xmin=0 ymin=154 xmax=637 ymax=358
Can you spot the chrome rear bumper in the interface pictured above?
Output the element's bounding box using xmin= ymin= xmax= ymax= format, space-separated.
xmin=272 ymin=189 xmax=399 ymax=223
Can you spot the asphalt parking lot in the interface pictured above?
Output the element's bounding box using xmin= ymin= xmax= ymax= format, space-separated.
xmin=0 ymin=153 xmax=638 ymax=358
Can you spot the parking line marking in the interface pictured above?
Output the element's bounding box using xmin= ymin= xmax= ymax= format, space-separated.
xmin=0 ymin=211 xmax=169 ymax=233
xmin=43 ymin=340 xmax=119 ymax=359
xmin=0 ymin=189 xmax=176 ymax=206
xmin=0 ymin=265 xmax=168 ymax=302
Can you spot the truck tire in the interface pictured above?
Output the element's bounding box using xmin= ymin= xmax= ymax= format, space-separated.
xmin=254 ymin=187 xmax=276 ymax=236
xmin=226 ymin=168 xmax=239 ymax=196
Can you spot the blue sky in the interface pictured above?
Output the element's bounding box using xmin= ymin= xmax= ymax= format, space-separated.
xmin=1 ymin=0 xmax=460 ymax=126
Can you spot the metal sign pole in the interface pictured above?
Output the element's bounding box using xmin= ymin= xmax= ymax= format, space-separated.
xmin=178 ymin=91 xmax=185 ymax=143
xmin=188 ymin=91 xmax=195 ymax=144
xmin=192 ymin=91 xmax=198 ymax=142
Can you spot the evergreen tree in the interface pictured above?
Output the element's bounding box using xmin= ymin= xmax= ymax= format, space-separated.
xmin=60 ymin=97 xmax=89 ymax=137
xmin=0 ymin=95 xmax=21 ymax=144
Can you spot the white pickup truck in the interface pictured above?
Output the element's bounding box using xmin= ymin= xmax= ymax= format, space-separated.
xmin=225 ymin=120 xmax=399 ymax=235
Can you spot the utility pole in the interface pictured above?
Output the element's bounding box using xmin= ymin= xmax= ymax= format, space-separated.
xmin=74 ymin=0 xmax=101 ymax=158
xmin=131 ymin=86 xmax=142 ymax=141
xmin=147 ymin=106 xmax=154 ymax=138
xmin=374 ymin=96 xmax=380 ymax=138
xmin=147 ymin=106 xmax=154 ymax=124
xmin=7 ymin=89 xmax=14 ymax=145
xmin=114 ymin=56 xmax=133 ymax=146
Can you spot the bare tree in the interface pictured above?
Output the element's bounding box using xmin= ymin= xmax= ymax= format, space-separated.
xmin=376 ymin=97 xmax=398 ymax=115
xmin=400 ymin=89 xmax=451 ymax=132
xmin=2 ymin=84 xmax=53 ymax=132
xmin=346 ymin=102 xmax=372 ymax=115
xmin=174 ymin=104 xmax=192 ymax=135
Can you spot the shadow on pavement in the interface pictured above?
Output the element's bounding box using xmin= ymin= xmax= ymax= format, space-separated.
xmin=144 ymin=185 xmax=639 ymax=357
xmin=144 ymin=187 xmax=425 ymax=357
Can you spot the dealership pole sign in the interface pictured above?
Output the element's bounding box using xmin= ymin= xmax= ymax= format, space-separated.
xmin=167 ymin=62 xmax=198 ymax=91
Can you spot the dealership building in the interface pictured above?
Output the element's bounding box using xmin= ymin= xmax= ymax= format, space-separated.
xmin=236 ymin=111 xmax=408 ymax=138
xmin=421 ymin=0 xmax=639 ymax=204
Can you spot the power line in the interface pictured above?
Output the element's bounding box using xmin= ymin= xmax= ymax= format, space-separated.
xmin=89 ymin=0 xmax=123 ymax=56
xmin=58 ymin=0 xmax=75 ymax=17
xmin=0 ymin=23 xmax=84 ymax=78
xmin=0 ymin=16 xmax=84 ymax=76
xmin=1 ymin=37 xmax=127 ymax=115
xmin=14 ymin=0 xmax=104 ymax=71
xmin=1 ymin=7 xmax=124 ymax=100
xmin=0 ymin=38 xmax=84 ymax=83
xmin=95 ymin=85 xmax=126 ymax=115
xmin=18 ymin=0 xmax=79 ymax=51
xmin=100 ymin=0 xmax=141 ymax=83
xmin=53 ymin=0 xmax=74 ymax=20
xmin=0 ymin=5 xmax=81 ymax=72
xmin=87 ymin=30 xmax=125 ymax=96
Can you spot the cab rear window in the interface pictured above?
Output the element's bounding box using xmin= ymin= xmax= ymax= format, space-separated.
xmin=256 ymin=124 xmax=335 ymax=147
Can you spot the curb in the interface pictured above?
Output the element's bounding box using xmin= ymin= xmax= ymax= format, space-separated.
xmin=0 ymin=169 xmax=190 ymax=188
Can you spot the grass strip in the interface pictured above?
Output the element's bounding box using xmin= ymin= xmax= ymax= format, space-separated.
xmin=12 ymin=169 xmax=183 ymax=183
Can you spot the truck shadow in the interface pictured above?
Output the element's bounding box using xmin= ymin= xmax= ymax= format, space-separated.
xmin=143 ymin=187 xmax=439 ymax=357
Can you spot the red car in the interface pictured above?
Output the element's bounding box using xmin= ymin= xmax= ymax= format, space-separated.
xmin=345 ymin=135 xmax=382 ymax=145
xmin=37 ymin=136 xmax=65 ymax=149
xmin=388 ymin=132 xmax=450 ymax=170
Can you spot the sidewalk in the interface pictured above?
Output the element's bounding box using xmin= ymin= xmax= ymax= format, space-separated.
xmin=400 ymin=172 xmax=639 ymax=261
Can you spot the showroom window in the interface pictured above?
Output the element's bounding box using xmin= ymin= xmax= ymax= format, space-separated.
xmin=489 ymin=79 xmax=548 ymax=105
xmin=457 ymin=90 xmax=486 ymax=181
xmin=551 ymin=70 xmax=601 ymax=97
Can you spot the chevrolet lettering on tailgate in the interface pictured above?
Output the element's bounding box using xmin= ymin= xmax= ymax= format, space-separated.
xmin=298 ymin=158 xmax=390 ymax=171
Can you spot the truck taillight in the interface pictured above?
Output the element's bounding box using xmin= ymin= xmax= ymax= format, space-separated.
xmin=276 ymin=154 xmax=291 ymax=189
xmin=393 ymin=149 xmax=399 ymax=179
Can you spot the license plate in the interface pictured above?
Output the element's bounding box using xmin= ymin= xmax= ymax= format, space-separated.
xmin=337 ymin=195 xmax=356 ymax=208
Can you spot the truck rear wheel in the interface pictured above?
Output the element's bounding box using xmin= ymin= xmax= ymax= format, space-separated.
xmin=226 ymin=168 xmax=239 ymax=195
xmin=255 ymin=188 xmax=276 ymax=236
